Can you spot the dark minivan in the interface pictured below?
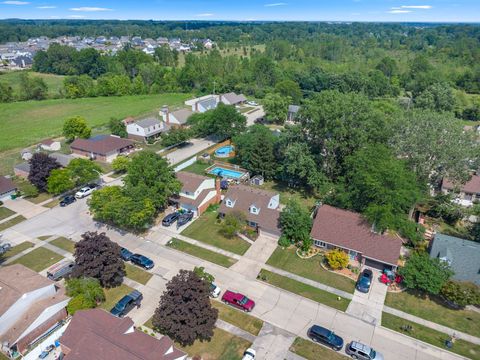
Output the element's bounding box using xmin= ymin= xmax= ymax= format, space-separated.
xmin=307 ymin=325 xmax=344 ymax=351
xmin=162 ymin=212 xmax=179 ymax=227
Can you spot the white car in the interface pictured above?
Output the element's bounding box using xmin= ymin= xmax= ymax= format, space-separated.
xmin=247 ymin=101 xmax=258 ymax=106
xmin=75 ymin=186 xmax=94 ymax=199
xmin=242 ymin=348 xmax=256 ymax=360
xmin=210 ymin=282 xmax=221 ymax=298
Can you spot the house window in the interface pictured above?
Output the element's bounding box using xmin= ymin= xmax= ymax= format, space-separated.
xmin=226 ymin=199 xmax=233 ymax=208
xmin=248 ymin=221 xmax=258 ymax=228
xmin=250 ymin=206 xmax=258 ymax=214
xmin=314 ymin=240 xmax=326 ymax=248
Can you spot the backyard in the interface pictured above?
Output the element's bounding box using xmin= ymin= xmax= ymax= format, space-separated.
xmin=181 ymin=161 xmax=212 ymax=176
xmin=168 ymin=238 xmax=237 ymax=268
xmin=259 ymin=180 xmax=317 ymax=208
xmin=11 ymin=247 xmax=64 ymax=272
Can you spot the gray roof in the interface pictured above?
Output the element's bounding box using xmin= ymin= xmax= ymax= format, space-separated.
xmin=429 ymin=233 xmax=480 ymax=285
xmin=198 ymin=96 xmax=217 ymax=109
xmin=50 ymin=153 xmax=74 ymax=168
xmin=136 ymin=117 xmax=161 ymax=129
xmin=222 ymin=92 xmax=247 ymax=105
xmin=14 ymin=162 xmax=30 ymax=173
xmin=288 ymin=105 xmax=300 ymax=113
xmin=171 ymin=109 xmax=193 ymax=124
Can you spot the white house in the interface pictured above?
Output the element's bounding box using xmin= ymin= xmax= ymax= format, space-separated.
xmin=39 ymin=139 xmax=61 ymax=152
xmin=160 ymin=106 xmax=193 ymax=127
xmin=184 ymin=95 xmax=220 ymax=113
xmin=126 ymin=117 xmax=168 ymax=142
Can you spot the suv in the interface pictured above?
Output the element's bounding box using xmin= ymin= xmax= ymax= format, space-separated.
xmin=242 ymin=348 xmax=256 ymax=360
xmin=162 ymin=212 xmax=179 ymax=227
xmin=221 ymin=290 xmax=255 ymax=312
xmin=110 ymin=290 xmax=143 ymax=317
xmin=130 ymin=253 xmax=154 ymax=269
xmin=120 ymin=247 xmax=133 ymax=261
xmin=75 ymin=185 xmax=95 ymax=199
xmin=307 ymin=325 xmax=344 ymax=351
xmin=346 ymin=341 xmax=384 ymax=360
xmin=60 ymin=195 xmax=76 ymax=207
xmin=356 ymin=269 xmax=373 ymax=293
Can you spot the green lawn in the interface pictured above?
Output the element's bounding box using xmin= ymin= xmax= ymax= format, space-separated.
xmin=258 ymin=269 xmax=350 ymax=311
xmin=212 ymin=301 xmax=264 ymax=336
xmin=181 ymin=211 xmax=251 ymax=255
xmin=259 ymin=180 xmax=317 ymax=208
xmin=182 ymin=161 xmax=212 ymax=176
xmin=0 ymin=241 xmax=34 ymax=262
xmin=100 ymin=284 xmax=134 ymax=311
xmin=11 ymin=247 xmax=64 ymax=272
xmin=43 ymin=199 xmax=60 ymax=208
xmin=385 ymin=291 xmax=480 ymax=337
xmin=289 ymin=337 xmax=349 ymax=360
xmin=0 ymin=207 xmax=15 ymax=221
xmin=382 ymin=312 xmax=480 ymax=360
xmin=49 ymin=237 xmax=76 ymax=253
xmin=266 ymin=247 xmax=356 ymax=294
xmin=25 ymin=192 xmax=52 ymax=204
xmin=0 ymin=215 xmax=26 ymax=231
xmin=0 ymin=93 xmax=190 ymax=152
xmin=125 ymin=263 xmax=153 ymax=285
xmin=0 ymin=71 xmax=65 ymax=98
xmin=168 ymin=238 xmax=237 ymax=268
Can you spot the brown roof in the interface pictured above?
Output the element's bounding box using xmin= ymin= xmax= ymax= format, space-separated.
xmin=310 ymin=205 xmax=403 ymax=266
xmin=70 ymin=136 xmax=134 ymax=156
xmin=40 ymin=138 xmax=55 ymax=146
xmin=219 ymin=185 xmax=281 ymax=233
xmin=442 ymin=175 xmax=480 ymax=194
xmin=176 ymin=171 xmax=208 ymax=193
xmin=0 ymin=176 xmax=16 ymax=195
xmin=60 ymin=309 xmax=186 ymax=360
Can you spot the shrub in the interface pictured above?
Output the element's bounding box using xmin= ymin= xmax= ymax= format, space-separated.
xmin=67 ymin=294 xmax=95 ymax=315
xmin=278 ymin=235 xmax=291 ymax=247
xmin=220 ymin=211 xmax=246 ymax=238
xmin=441 ymin=281 xmax=480 ymax=307
xmin=325 ymin=248 xmax=349 ymax=270
xmin=20 ymin=182 xmax=39 ymax=198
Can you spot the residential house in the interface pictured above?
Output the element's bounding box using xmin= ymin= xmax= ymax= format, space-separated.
xmin=429 ymin=233 xmax=480 ymax=285
xmin=13 ymin=162 xmax=30 ymax=179
xmin=441 ymin=175 xmax=480 ymax=207
xmin=14 ymin=153 xmax=73 ymax=179
xmin=219 ymin=185 xmax=281 ymax=237
xmin=219 ymin=92 xmax=247 ymax=106
xmin=160 ymin=106 xmax=193 ymax=127
xmin=171 ymin=172 xmax=221 ymax=216
xmin=70 ymin=135 xmax=134 ymax=163
xmin=39 ymin=139 xmax=61 ymax=152
xmin=287 ymin=105 xmax=300 ymax=122
xmin=126 ymin=117 xmax=168 ymax=142
xmin=0 ymin=176 xmax=17 ymax=200
xmin=59 ymin=309 xmax=186 ymax=360
xmin=184 ymin=95 xmax=220 ymax=113
xmin=0 ymin=264 xmax=69 ymax=358
xmin=203 ymin=39 xmax=214 ymax=49
xmin=310 ymin=205 xmax=403 ymax=270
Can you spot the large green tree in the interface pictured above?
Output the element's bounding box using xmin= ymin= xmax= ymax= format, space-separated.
xmin=47 ymin=168 xmax=75 ymax=195
xmin=67 ymin=158 xmax=102 ymax=186
xmin=263 ymin=93 xmax=291 ymax=124
xmin=63 ymin=116 xmax=91 ymax=142
xmin=279 ymin=199 xmax=312 ymax=246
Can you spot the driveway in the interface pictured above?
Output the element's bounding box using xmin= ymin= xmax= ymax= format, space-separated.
xmin=245 ymin=106 xmax=265 ymax=126
xmin=2 ymin=197 xmax=48 ymax=219
xmin=165 ymin=138 xmax=215 ymax=166
xmin=251 ymin=322 xmax=297 ymax=360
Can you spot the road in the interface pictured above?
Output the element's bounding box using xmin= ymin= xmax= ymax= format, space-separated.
xmin=1 ymin=199 xmax=468 ymax=360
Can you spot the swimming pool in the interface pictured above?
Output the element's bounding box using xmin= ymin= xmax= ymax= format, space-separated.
xmin=214 ymin=145 xmax=234 ymax=158
xmin=208 ymin=166 xmax=245 ymax=179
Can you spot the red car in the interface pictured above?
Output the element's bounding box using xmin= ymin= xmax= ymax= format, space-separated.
xmin=221 ymin=290 xmax=255 ymax=312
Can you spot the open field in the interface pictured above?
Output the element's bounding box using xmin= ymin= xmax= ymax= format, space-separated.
xmin=0 ymin=93 xmax=190 ymax=152
xmin=0 ymin=71 xmax=65 ymax=98
xmin=168 ymin=238 xmax=237 ymax=268
xmin=11 ymin=246 xmax=64 ymax=272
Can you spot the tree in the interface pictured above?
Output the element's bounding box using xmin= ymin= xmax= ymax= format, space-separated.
xmin=325 ymin=248 xmax=349 ymax=270
xmin=66 ymin=158 xmax=102 ymax=186
xmin=398 ymin=252 xmax=453 ymax=295
xmin=63 ymin=116 xmax=91 ymax=142
xmin=28 ymin=153 xmax=60 ymax=191
xmin=152 ymin=270 xmax=218 ymax=346
xmin=415 ymin=83 xmax=455 ymax=112
xmin=47 ymin=168 xmax=74 ymax=195
xmin=263 ymin=93 xmax=291 ymax=124
xmin=279 ymin=199 xmax=312 ymax=245
xmin=161 ymin=127 xmax=191 ymax=147
xmin=275 ymin=79 xmax=302 ymax=103
xmin=376 ymin=56 xmax=398 ymax=78
xmin=111 ymin=156 xmax=130 ymax=173
xmin=220 ymin=211 xmax=246 ymax=238
xmin=0 ymin=82 xmax=14 ymax=102
xmin=66 ymin=277 xmax=105 ymax=314
xmin=63 ymin=75 xmax=95 ymax=98
xmin=71 ymin=231 xmax=125 ymax=288
xmin=19 ymin=72 xmax=48 ymax=100
xmin=209 ymin=103 xmax=246 ymax=139
xmin=440 ymin=281 xmax=480 ymax=307
xmin=193 ymin=266 xmax=215 ymax=284
xmin=108 ymin=118 xmax=128 ymax=138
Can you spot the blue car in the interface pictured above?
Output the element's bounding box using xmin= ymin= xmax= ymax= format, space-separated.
xmin=356 ymin=268 xmax=373 ymax=293
xmin=120 ymin=247 xmax=133 ymax=261
xmin=110 ymin=290 xmax=143 ymax=317
xmin=130 ymin=253 xmax=154 ymax=269
xmin=308 ymin=325 xmax=344 ymax=351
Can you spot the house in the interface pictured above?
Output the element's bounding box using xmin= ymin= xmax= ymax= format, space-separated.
xmin=13 ymin=162 xmax=30 ymax=179
xmin=14 ymin=153 xmax=73 ymax=179
xmin=21 ymin=149 xmax=33 ymax=161
xmin=287 ymin=105 xmax=300 ymax=122
xmin=310 ymin=205 xmax=403 ymax=270
xmin=58 ymin=309 xmax=186 ymax=360
xmin=0 ymin=176 xmax=17 ymax=200
xmin=171 ymin=172 xmax=221 ymax=216
xmin=441 ymin=175 xmax=480 ymax=207
xmin=220 ymin=92 xmax=247 ymax=106
xmin=70 ymin=135 xmax=134 ymax=163
xmin=219 ymin=185 xmax=281 ymax=237
xmin=160 ymin=107 xmax=193 ymax=127
xmin=191 ymin=96 xmax=218 ymax=113
xmin=429 ymin=233 xmax=480 ymax=285
xmin=0 ymin=264 xmax=69 ymax=358
xmin=39 ymin=139 xmax=61 ymax=152
xmin=203 ymin=39 xmax=214 ymax=49
xmin=126 ymin=117 xmax=168 ymax=142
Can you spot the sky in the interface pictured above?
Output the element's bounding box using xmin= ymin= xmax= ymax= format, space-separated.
xmin=0 ymin=0 xmax=479 ymax=22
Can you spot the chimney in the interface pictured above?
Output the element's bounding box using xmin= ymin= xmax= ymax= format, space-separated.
xmin=215 ymin=177 xmax=221 ymax=201
xmin=160 ymin=105 xmax=170 ymax=125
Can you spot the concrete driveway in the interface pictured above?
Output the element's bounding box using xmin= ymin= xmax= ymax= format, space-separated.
xmin=244 ymin=106 xmax=265 ymax=126
xmin=165 ymin=138 xmax=215 ymax=166
xmin=2 ymin=198 xmax=48 ymax=219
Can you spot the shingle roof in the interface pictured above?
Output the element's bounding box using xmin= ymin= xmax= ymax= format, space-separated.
xmin=310 ymin=205 xmax=403 ymax=266
xmin=136 ymin=117 xmax=161 ymax=129
xmin=429 ymin=233 xmax=480 ymax=285
xmin=14 ymin=162 xmax=30 ymax=173
xmin=50 ymin=153 xmax=74 ymax=167
xmin=0 ymin=175 xmax=17 ymax=195
xmin=70 ymin=136 xmax=134 ymax=156
xmin=197 ymin=96 xmax=217 ymax=109
xmin=442 ymin=175 xmax=480 ymax=194
xmin=176 ymin=171 xmax=208 ymax=193
xmin=222 ymin=92 xmax=247 ymax=105
xmin=60 ymin=309 xmax=186 ymax=360
xmin=171 ymin=109 xmax=193 ymax=124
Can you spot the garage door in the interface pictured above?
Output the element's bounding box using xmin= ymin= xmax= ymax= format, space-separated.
xmin=364 ymin=258 xmax=390 ymax=271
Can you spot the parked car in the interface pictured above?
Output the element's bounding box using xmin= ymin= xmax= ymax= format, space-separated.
xmin=46 ymin=260 xmax=75 ymax=281
xmin=130 ymin=254 xmax=154 ymax=269
xmin=242 ymin=348 xmax=256 ymax=360
xmin=221 ymin=290 xmax=255 ymax=312
xmin=307 ymin=325 xmax=344 ymax=351
xmin=60 ymin=195 xmax=76 ymax=207
xmin=356 ymin=268 xmax=373 ymax=293
xmin=110 ymin=290 xmax=143 ymax=317
xmin=246 ymin=101 xmax=258 ymax=106
xmin=0 ymin=242 xmax=12 ymax=255
xmin=120 ymin=247 xmax=133 ymax=261
xmin=75 ymin=185 xmax=95 ymax=199
xmin=210 ymin=282 xmax=221 ymax=298
xmin=346 ymin=341 xmax=384 ymax=360
xmin=177 ymin=211 xmax=194 ymax=227
xmin=162 ymin=212 xmax=179 ymax=227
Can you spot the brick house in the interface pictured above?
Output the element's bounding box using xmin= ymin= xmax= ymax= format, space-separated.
xmin=70 ymin=135 xmax=134 ymax=163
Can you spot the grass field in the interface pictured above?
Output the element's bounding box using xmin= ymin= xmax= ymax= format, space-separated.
xmin=0 ymin=71 xmax=65 ymax=98
xmin=259 ymin=180 xmax=317 ymax=208
xmin=382 ymin=312 xmax=480 ymax=360
xmin=289 ymin=337 xmax=349 ymax=360
xmin=266 ymin=247 xmax=356 ymax=294
xmin=385 ymin=291 xmax=480 ymax=337
xmin=49 ymin=237 xmax=76 ymax=253
xmin=0 ymin=93 xmax=190 ymax=152
xmin=258 ymin=269 xmax=351 ymax=311
xmin=100 ymin=284 xmax=134 ymax=311
xmin=212 ymin=301 xmax=264 ymax=336
xmin=0 ymin=215 xmax=26 ymax=231
xmin=11 ymin=246 xmax=64 ymax=272
xmin=168 ymin=238 xmax=237 ymax=268
xmin=125 ymin=263 xmax=153 ymax=285
xmin=181 ymin=211 xmax=251 ymax=255
xmin=182 ymin=161 xmax=212 ymax=176
xmin=0 ymin=241 xmax=34 ymax=262
xmin=0 ymin=207 xmax=15 ymax=221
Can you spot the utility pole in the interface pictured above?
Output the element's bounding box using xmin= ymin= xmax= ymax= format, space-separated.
xmin=213 ymin=80 xmax=216 ymax=95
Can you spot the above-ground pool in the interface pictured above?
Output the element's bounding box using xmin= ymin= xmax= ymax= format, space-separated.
xmin=214 ymin=145 xmax=234 ymax=158
xmin=208 ymin=166 xmax=245 ymax=179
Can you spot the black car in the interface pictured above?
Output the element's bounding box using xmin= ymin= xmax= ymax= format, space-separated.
xmin=110 ymin=290 xmax=143 ymax=317
xmin=120 ymin=247 xmax=133 ymax=261
xmin=162 ymin=212 xmax=179 ymax=227
xmin=356 ymin=268 xmax=374 ymax=293
xmin=60 ymin=195 xmax=76 ymax=207
xmin=307 ymin=325 xmax=344 ymax=351
xmin=177 ymin=211 xmax=194 ymax=227
xmin=130 ymin=253 xmax=154 ymax=269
